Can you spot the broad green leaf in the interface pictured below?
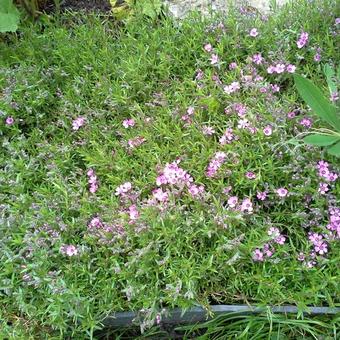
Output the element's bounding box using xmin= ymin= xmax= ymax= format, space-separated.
xmin=0 ymin=0 xmax=20 ymax=33
xmin=327 ymin=140 xmax=340 ymax=157
xmin=323 ymin=64 xmax=337 ymax=94
xmin=294 ymin=74 xmax=340 ymax=131
xmin=303 ymin=134 xmax=340 ymax=146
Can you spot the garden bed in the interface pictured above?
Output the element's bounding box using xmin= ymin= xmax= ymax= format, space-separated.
xmin=0 ymin=0 xmax=339 ymax=338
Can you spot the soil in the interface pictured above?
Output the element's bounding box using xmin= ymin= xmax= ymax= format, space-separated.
xmin=45 ymin=0 xmax=113 ymax=13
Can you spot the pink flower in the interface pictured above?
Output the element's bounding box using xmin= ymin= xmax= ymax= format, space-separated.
xmin=267 ymin=65 xmax=276 ymax=74
xmin=330 ymin=92 xmax=339 ymax=102
xmin=60 ymin=245 xmax=78 ymax=257
xmin=233 ymin=103 xmax=247 ymax=117
xmin=286 ymin=64 xmax=296 ymax=73
xmin=253 ymin=249 xmax=264 ymax=261
xmin=219 ymin=128 xmax=235 ymax=144
xmin=202 ymin=126 xmax=215 ymax=135
xmin=314 ymin=53 xmax=321 ymax=62
xmin=270 ymin=84 xmax=280 ymax=93
xmin=263 ymin=125 xmax=272 ymax=136
xmin=309 ymin=232 xmax=323 ymax=245
xmin=252 ymin=53 xmax=263 ymax=65
xmin=299 ymin=117 xmax=312 ymax=128
xmin=318 ymin=182 xmax=329 ymax=195
xmin=72 ymin=117 xmax=85 ymax=131
xmin=229 ymin=62 xmax=237 ymax=70
xmin=87 ymin=168 xmax=99 ymax=193
xmin=275 ymin=64 xmax=285 ymax=74
xmin=249 ymin=28 xmax=258 ymax=37
xmin=206 ymin=152 xmax=227 ymax=177
xmin=297 ymin=31 xmax=309 ymax=48
xmin=297 ymin=252 xmax=305 ymax=261
xmin=88 ymin=217 xmax=103 ymax=229
xmin=224 ymin=82 xmax=241 ymax=94
xmin=256 ymin=191 xmax=267 ymax=201
xmin=153 ymin=188 xmax=168 ymax=202
xmin=276 ymin=188 xmax=288 ymax=197
xmin=315 ymin=242 xmax=328 ymax=255
xmin=115 ymin=182 xmax=132 ymax=196
xmin=245 ymin=171 xmax=256 ymax=180
xmin=187 ymin=106 xmax=195 ymax=115
xmin=335 ymin=18 xmax=340 ymax=25
xmin=195 ymin=69 xmax=204 ymax=80
xmin=268 ymin=227 xmax=280 ymax=238
xmin=5 ymin=116 xmax=14 ymax=125
xmin=204 ymin=43 xmax=212 ymax=52
xmin=188 ymin=184 xmax=204 ymax=197
xmin=227 ymin=196 xmax=238 ymax=208
xmin=241 ymin=198 xmax=253 ymax=213
xmin=222 ymin=186 xmax=232 ymax=194
xmin=275 ymin=235 xmax=286 ymax=245
xmin=128 ymin=205 xmax=139 ymax=220
xmin=122 ymin=119 xmax=135 ymax=128
xmin=210 ymin=54 xmax=219 ymax=65
xmin=287 ymin=111 xmax=296 ymax=119
xmin=89 ymin=183 xmax=98 ymax=194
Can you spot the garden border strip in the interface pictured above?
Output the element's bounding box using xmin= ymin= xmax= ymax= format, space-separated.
xmin=103 ymin=305 xmax=340 ymax=327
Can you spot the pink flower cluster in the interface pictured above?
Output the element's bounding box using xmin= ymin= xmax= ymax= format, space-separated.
xmin=210 ymin=54 xmax=219 ymax=65
xmin=297 ymin=31 xmax=309 ymax=48
xmin=252 ymin=53 xmax=264 ymax=65
xmin=181 ymin=106 xmax=195 ymax=124
xmin=328 ymin=207 xmax=340 ymax=238
xmin=115 ymin=182 xmax=132 ymax=196
xmin=206 ymin=151 xmax=227 ymax=177
xmin=228 ymin=196 xmax=253 ymax=214
xmin=128 ymin=204 xmax=139 ymax=221
xmin=267 ymin=64 xmax=296 ymax=74
xmin=123 ymin=118 xmax=135 ymax=128
xmin=253 ymin=227 xmax=286 ymax=261
xmin=87 ymin=169 xmax=99 ymax=193
xmin=268 ymin=227 xmax=286 ymax=245
xmin=156 ymin=160 xmax=204 ymax=199
xmin=316 ymin=161 xmax=338 ymax=182
xmin=219 ymin=128 xmax=237 ymax=145
xmin=224 ymin=81 xmax=241 ymax=94
xmin=60 ymin=244 xmax=78 ymax=257
xmin=72 ymin=116 xmax=85 ymax=130
xmin=308 ymin=232 xmax=328 ymax=255
xmin=233 ymin=103 xmax=247 ymax=117
xmin=203 ymin=43 xmax=220 ymax=65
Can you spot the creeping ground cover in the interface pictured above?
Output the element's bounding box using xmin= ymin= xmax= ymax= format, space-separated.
xmin=0 ymin=0 xmax=339 ymax=337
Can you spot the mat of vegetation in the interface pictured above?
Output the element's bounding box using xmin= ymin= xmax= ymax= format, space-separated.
xmin=0 ymin=0 xmax=339 ymax=337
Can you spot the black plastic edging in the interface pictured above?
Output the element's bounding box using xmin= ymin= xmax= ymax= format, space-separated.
xmin=103 ymin=305 xmax=340 ymax=327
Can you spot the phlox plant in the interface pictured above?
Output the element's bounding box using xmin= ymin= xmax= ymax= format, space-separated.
xmin=0 ymin=0 xmax=339 ymax=338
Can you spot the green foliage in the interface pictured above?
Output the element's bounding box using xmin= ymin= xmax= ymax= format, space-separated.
xmin=294 ymin=74 xmax=340 ymax=130
xmin=110 ymin=0 xmax=164 ymax=21
xmin=0 ymin=0 xmax=20 ymax=32
xmin=0 ymin=0 xmax=339 ymax=337
xmin=176 ymin=312 xmax=340 ymax=339
xmin=294 ymin=72 xmax=340 ymax=156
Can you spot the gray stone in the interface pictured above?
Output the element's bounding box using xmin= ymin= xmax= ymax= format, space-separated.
xmin=163 ymin=0 xmax=290 ymax=18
